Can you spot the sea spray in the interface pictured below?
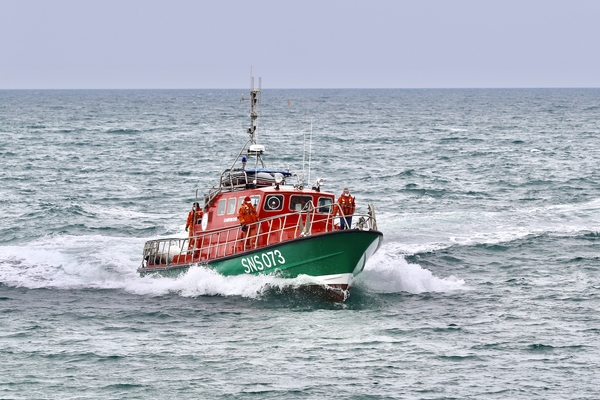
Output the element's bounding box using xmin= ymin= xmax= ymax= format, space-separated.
xmin=355 ymin=243 xmax=466 ymax=294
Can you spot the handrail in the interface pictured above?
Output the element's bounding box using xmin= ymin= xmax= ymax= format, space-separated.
xmin=141 ymin=204 xmax=378 ymax=269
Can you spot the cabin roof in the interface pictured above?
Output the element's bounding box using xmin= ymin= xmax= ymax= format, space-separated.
xmin=219 ymin=185 xmax=334 ymax=197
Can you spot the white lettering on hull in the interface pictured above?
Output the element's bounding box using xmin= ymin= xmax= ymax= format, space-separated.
xmin=241 ymin=250 xmax=286 ymax=274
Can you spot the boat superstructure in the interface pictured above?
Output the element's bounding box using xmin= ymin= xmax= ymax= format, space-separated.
xmin=138 ymin=76 xmax=383 ymax=300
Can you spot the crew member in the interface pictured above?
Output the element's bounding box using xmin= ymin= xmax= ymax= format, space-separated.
xmin=238 ymin=196 xmax=259 ymax=248
xmin=185 ymin=202 xmax=203 ymax=236
xmin=334 ymin=188 xmax=356 ymax=229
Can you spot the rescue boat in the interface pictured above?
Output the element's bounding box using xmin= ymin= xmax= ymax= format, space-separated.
xmin=138 ymin=77 xmax=383 ymax=301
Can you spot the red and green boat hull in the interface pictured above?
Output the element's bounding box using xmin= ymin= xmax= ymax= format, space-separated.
xmin=138 ymin=230 xmax=383 ymax=297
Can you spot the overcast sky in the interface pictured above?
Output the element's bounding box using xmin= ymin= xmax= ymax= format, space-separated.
xmin=1 ymin=0 xmax=599 ymax=89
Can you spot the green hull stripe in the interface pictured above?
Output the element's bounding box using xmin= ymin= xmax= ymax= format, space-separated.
xmin=281 ymin=251 xmax=343 ymax=270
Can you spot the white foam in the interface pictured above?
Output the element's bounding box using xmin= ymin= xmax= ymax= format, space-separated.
xmin=355 ymin=243 xmax=466 ymax=294
xmin=0 ymin=233 xmax=465 ymax=298
xmin=0 ymin=234 xmax=339 ymax=299
xmin=0 ymin=235 xmax=141 ymax=290
xmin=124 ymin=266 xmax=319 ymax=299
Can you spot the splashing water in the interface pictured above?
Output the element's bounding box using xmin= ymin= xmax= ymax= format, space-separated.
xmin=0 ymin=234 xmax=463 ymax=300
xmin=355 ymin=243 xmax=466 ymax=294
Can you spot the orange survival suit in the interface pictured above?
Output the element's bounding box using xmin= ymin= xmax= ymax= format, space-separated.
xmin=238 ymin=198 xmax=258 ymax=226
xmin=334 ymin=193 xmax=356 ymax=217
xmin=185 ymin=205 xmax=204 ymax=236
xmin=238 ymin=197 xmax=258 ymax=248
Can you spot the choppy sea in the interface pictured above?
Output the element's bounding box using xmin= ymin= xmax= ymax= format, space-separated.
xmin=1 ymin=88 xmax=599 ymax=399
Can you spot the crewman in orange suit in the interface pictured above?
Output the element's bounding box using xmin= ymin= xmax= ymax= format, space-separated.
xmin=238 ymin=196 xmax=259 ymax=249
xmin=186 ymin=202 xmax=204 ymax=253
xmin=185 ymin=202 xmax=203 ymax=236
xmin=334 ymin=188 xmax=356 ymax=229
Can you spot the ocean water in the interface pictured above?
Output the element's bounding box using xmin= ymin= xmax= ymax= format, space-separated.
xmin=1 ymin=88 xmax=599 ymax=399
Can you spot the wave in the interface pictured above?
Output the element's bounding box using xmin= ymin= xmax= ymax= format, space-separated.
xmin=104 ymin=128 xmax=142 ymax=134
xmin=0 ymin=235 xmax=463 ymax=298
xmin=355 ymin=243 xmax=466 ymax=294
xmin=375 ymin=197 xmax=600 ymax=255
xmin=0 ymin=235 xmax=253 ymax=297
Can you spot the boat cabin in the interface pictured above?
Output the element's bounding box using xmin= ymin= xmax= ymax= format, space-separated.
xmin=195 ymin=186 xmax=335 ymax=236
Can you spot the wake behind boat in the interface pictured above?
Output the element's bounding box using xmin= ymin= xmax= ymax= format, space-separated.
xmin=138 ymin=76 xmax=383 ymax=301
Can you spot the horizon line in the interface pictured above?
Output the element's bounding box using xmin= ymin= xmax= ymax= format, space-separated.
xmin=1 ymin=87 xmax=599 ymax=90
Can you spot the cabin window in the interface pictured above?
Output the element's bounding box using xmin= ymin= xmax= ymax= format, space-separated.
xmin=264 ymin=194 xmax=284 ymax=211
xmin=317 ymin=197 xmax=333 ymax=213
xmin=227 ymin=198 xmax=237 ymax=214
xmin=290 ymin=195 xmax=313 ymax=211
xmin=217 ymin=199 xmax=226 ymax=216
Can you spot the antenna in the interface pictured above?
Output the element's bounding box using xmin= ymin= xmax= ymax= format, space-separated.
xmin=247 ymin=71 xmax=261 ymax=143
xmin=301 ymin=114 xmax=306 ymax=186
xmin=257 ymin=77 xmax=262 ymax=143
xmin=236 ymin=68 xmax=266 ymax=170
xmin=308 ymin=118 xmax=313 ymax=186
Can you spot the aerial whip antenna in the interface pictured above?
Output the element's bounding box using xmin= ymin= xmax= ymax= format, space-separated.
xmin=301 ymin=113 xmax=306 ymax=187
xmin=308 ymin=118 xmax=313 ymax=187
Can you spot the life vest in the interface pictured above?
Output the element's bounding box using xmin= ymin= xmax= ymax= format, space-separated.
xmin=238 ymin=202 xmax=258 ymax=225
xmin=335 ymin=194 xmax=356 ymax=216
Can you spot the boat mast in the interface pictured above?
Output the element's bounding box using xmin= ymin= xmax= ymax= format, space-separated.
xmin=240 ymin=72 xmax=266 ymax=169
xmin=248 ymin=75 xmax=261 ymax=144
xmin=203 ymin=73 xmax=266 ymax=207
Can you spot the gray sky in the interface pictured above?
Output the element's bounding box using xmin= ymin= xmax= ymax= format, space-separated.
xmin=1 ymin=0 xmax=599 ymax=89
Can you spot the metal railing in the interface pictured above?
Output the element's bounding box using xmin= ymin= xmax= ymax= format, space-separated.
xmin=141 ymin=203 xmax=378 ymax=269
